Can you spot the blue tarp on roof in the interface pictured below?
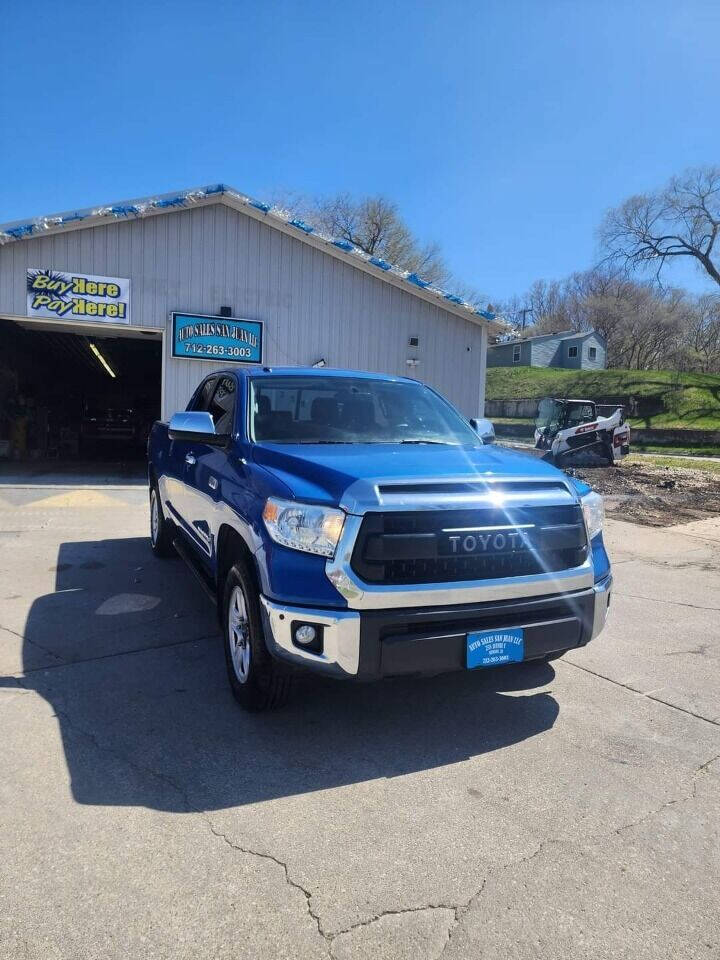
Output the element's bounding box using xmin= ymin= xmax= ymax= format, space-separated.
xmin=0 ymin=183 xmax=500 ymax=327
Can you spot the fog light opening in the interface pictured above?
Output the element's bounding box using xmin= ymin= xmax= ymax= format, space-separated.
xmin=291 ymin=621 xmax=324 ymax=654
xmin=295 ymin=624 xmax=316 ymax=645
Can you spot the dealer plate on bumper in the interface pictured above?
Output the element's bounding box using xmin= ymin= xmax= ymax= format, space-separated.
xmin=467 ymin=627 xmax=524 ymax=669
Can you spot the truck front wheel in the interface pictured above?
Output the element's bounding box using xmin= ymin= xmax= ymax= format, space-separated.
xmin=222 ymin=561 xmax=292 ymax=711
xmin=149 ymin=484 xmax=175 ymax=558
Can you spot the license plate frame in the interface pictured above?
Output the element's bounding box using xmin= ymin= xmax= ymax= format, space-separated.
xmin=466 ymin=627 xmax=525 ymax=669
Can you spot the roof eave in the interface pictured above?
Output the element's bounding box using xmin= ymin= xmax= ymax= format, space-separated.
xmin=0 ymin=184 xmax=506 ymax=332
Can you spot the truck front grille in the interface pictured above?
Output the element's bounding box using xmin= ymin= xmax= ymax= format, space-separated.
xmin=350 ymin=505 xmax=587 ymax=585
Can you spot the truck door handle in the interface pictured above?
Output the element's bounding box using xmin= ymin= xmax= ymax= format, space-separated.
xmin=185 ymin=454 xmax=197 ymax=465
xmin=208 ymin=476 xmax=218 ymax=490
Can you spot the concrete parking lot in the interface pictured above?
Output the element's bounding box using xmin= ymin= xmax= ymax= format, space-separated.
xmin=1 ymin=482 xmax=718 ymax=959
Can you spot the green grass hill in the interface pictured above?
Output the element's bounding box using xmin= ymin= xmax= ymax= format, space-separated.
xmin=486 ymin=367 xmax=720 ymax=430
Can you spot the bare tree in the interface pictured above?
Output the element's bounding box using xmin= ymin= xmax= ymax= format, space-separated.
xmin=501 ymin=266 xmax=714 ymax=371
xmin=522 ymin=280 xmax=572 ymax=334
xmin=448 ymin=282 xmax=494 ymax=311
xmin=591 ymin=285 xmax=689 ymax=369
xmin=685 ymin=294 xmax=720 ymax=372
xmin=600 ymin=166 xmax=720 ymax=287
xmin=274 ymin=191 xmax=452 ymax=286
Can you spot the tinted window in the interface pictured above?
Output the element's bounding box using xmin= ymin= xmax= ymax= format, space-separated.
xmin=189 ymin=377 xmax=218 ymax=412
xmin=250 ymin=376 xmax=480 ymax=446
xmin=208 ymin=377 xmax=236 ymax=434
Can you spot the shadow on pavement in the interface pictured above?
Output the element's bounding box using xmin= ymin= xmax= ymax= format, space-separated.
xmin=2 ymin=537 xmax=559 ymax=811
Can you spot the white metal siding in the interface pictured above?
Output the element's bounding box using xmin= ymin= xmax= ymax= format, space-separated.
xmin=0 ymin=204 xmax=486 ymax=419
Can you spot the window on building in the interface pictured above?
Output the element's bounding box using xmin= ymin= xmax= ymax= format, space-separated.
xmin=512 ymin=345 xmax=521 ymax=363
xmin=588 ymin=346 xmax=597 ymax=360
xmin=568 ymin=345 xmax=578 ymax=358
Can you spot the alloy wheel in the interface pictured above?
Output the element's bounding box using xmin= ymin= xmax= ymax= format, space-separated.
xmin=228 ymin=585 xmax=251 ymax=682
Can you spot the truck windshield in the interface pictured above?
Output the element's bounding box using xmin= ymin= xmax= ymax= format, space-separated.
xmin=249 ymin=376 xmax=481 ymax=446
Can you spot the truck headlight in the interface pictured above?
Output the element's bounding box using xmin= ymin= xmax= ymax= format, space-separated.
xmin=263 ymin=497 xmax=346 ymax=558
xmin=581 ymin=491 xmax=604 ymax=541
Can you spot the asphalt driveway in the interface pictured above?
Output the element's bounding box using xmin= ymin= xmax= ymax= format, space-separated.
xmin=0 ymin=483 xmax=718 ymax=959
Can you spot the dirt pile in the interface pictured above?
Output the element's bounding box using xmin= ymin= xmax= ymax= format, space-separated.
xmin=569 ymin=461 xmax=720 ymax=527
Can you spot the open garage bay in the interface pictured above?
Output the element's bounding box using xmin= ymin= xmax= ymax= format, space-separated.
xmin=0 ymin=319 xmax=161 ymax=484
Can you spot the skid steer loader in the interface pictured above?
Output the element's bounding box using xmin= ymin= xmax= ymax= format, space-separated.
xmin=534 ymin=397 xmax=630 ymax=466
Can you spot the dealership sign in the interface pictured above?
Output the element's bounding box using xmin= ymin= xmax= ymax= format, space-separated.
xmin=27 ymin=269 xmax=131 ymax=323
xmin=171 ymin=312 xmax=263 ymax=364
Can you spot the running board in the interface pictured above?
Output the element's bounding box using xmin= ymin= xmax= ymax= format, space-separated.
xmin=172 ymin=536 xmax=218 ymax=606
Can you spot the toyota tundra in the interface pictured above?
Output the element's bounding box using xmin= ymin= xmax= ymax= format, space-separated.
xmin=148 ymin=368 xmax=611 ymax=710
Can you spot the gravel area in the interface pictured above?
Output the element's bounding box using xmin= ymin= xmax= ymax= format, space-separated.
xmin=569 ymin=460 xmax=720 ymax=526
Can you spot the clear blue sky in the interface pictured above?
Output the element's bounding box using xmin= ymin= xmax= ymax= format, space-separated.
xmin=1 ymin=0 xmax=718 ymax=303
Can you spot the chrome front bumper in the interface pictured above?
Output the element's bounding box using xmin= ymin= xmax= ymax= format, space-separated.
xmin=260 ymin=575 xmax=612 ymax=679
xmin=259 ymin=596 xmax=361 ymax=677
xmin=590 ymin=573 xmax=612 ymax=640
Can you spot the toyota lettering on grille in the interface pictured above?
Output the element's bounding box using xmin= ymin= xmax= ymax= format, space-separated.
xmin=440 ymin=524 xmax=534 ymax=556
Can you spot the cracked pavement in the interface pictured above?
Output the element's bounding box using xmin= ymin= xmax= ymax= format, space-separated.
xmin=0 ymin=485 xmax=719 ymax=959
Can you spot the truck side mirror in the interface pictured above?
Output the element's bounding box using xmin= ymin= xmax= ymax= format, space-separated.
xmin=168 ymin=411 xmax=225 ymax=444
xmin=470 ymin=417 xmax=496 ymax=444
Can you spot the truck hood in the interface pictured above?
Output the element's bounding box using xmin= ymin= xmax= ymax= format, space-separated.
xmin=251 ymin=442 xmax=575 ymax=512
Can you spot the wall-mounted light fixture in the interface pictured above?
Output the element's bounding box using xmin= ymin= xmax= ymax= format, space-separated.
xmin=89 ymin=342 xmax=116 ymax=378
xmin=312 ymin=358 xmax=326 ymax=368
xmin=219 ymin=306 xmax=232 ymax=317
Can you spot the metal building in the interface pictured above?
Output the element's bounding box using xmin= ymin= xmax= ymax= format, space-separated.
xmin=0 ymin=184 xmax=496 ymax=468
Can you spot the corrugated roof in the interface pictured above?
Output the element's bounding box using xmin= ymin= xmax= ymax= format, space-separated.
xmin=0 ymin=183 xmax=502 ymax=330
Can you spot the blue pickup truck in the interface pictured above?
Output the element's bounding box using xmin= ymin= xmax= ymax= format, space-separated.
xmin=148 ymin=367 xmax=611 ymax=710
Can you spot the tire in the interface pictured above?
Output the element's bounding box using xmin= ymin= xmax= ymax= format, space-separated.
xmin=149 ymin=483 xmax=175 ymax=558
xmin=222 ymin=560 xmax=292 ymax=711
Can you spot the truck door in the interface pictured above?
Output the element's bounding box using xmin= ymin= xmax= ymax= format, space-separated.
xmin=162 ymin=375 xmax=217 ymax=543
xmin=182 ymin=375 xmax=238 ymax=563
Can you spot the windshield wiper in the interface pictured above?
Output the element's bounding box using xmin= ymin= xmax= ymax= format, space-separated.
xmin=399 ymin=439 xmax=455 ymax=445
